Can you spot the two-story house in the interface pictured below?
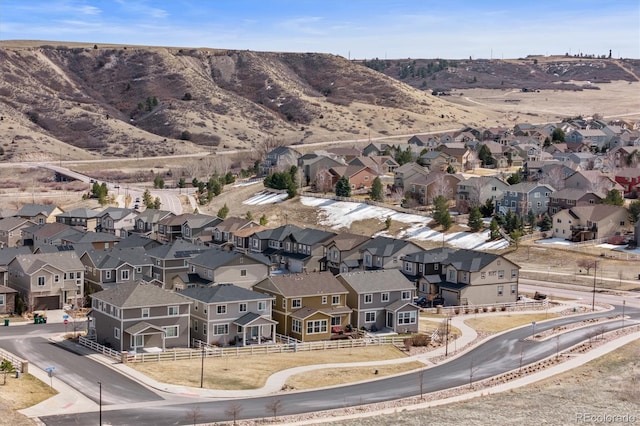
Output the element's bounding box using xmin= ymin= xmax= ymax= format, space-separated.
xmin=438 ymin=250 xmax=520 ymax=306
xmin=146 ymin=239 xmax=214 ymax=289
xmin=357 ymin=236 xmax=423 ymax=271
xmin=261 ymin=146 xmax=302 ymax=176
xmin=279 ymin=228 xmax=336 ymax=273
xmin=7 ymin=252 xmax=85 ymax=310
xmin=15 ymin=203 xmax=63 ymax=225
xmin=496 ymin=182 xmax=554 ymax=216
xmin=97 ymin=207 xmax=137 ymax=237
xmin=210 ymin=217 xmax=260 ymax=248
xmin=322 ymin=232 xmax=371 ymax=274
xmin=0 ymin=217 xmax=34 ymax=248
xmin=551 ymin=205 xmax=632 ymax=242
xmin=401 ymin=247 xmax=456 ymax=296
xmin=548 ymin=188 xmax=603 ymax=215
xmin=55 ymin=208 xmax=101 ymax=232
xmin=81 ymin=247 xmax=154 ymax=291
xmin=182 ymin=214 xmax=222 ymax=244
xmin=183 ymin=248 xmax=271 ymax=290
xmin=614 ymin=168 xmax=640 ymax=196
xmin=253 ymin=272 xmax=352 ymax=342
xmin=88 ymin=281 xmax=191 ymax=352
xmin=456 ymin=176 xmax=508 ymax=213
xmin=337 ymin=269 xmax=419 ymax=334
xmin=131 ymin=209 xmax=174 ymax=238
xmin=393 ymin=162 xmax=429 ymax=189
xmin=179 ymin=284 xmax=277 ymax=347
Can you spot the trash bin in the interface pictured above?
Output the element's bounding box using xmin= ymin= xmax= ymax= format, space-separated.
xmin=15 ymin=370 xmax=20 ymax=379
xmin=33 ymin=313 xmax=39 ymax=324
xmin=3 ymin=319 xmax=9 ymax=326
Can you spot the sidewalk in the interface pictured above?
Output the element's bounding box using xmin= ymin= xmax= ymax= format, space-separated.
xmin=17 ymin=300 xmax=629 ymax=419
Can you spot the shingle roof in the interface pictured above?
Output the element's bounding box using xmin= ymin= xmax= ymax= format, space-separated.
xmin=402 ymin=247 xmax=455 ymax=264
xmin=91 ymin=281 xmax=190 ymax=308
xmin=337 ymin=269 xmax=413 ymax=293
xmin=189 ymin=248 xmax=270 ymax=269
xmin=253 ymin=224 xmax=303 ymax=241
xmin=360 ymin=236 xmax=420 ymax=257
xmin=0 ymin=247 xmax=38 ymax=266
xmin=324 ymin=233 xmax=370 ymax=251
xmin=289 ymin=228 xmax=335 ymax=245
xmin=146 ymin=239 xmax=212 ymax=259
xmin=254 ymin=271 xmax=348 ymax=297
xmin=441 ymin=249 xmax=503 ymax=272
xmin=179 ymin=283 xmax=273 ymax=304
xmin=0 ymin=217 xmax=34 ymax=231
xmin=12 ymin=251 xmax=84 ymax=274
xmin=16 ymin=203 xmax=59 ymax=218
xmin=56 ymin=208 xmax=100 ymax=219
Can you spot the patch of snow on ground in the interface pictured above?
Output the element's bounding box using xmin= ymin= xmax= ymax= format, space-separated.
xmin=535 ymin=238 xmax=575 ymax=246
xmin=300 ymin=197 xmax=508 ymax=250
xmin=243 ymin=191 xmax=288 ymax=205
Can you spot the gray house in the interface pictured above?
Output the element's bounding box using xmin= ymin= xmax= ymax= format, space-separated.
xmin=179 ymin=284 xmax=277 ymax=347
xmin=337 ymin=269 xmax=419 ymax=333
xmin=146 ymin=239 xmax=212 ymax=289
xmin=357 ymin=237 xmax=423 ymax=271
xmin=88 ymin=282 xmax=191 ymax=352
xmin=185 ymin=248 xmax=271 ymax=290
xmin=496 ymin=182 xmax=554 ymax=216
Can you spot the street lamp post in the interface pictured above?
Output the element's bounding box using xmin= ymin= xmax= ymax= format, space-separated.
xmin=444 ymin=317 xmax=451 ymax=356
xmin=98 ymin=381 xmax=102 ymax=426
xmin=200 ymin=345 xmax=205 ymax=388
xmin=622 ymin=300 xmax=626 ymax=328
xmin=591 ymin=261 xmax=597 ymax=312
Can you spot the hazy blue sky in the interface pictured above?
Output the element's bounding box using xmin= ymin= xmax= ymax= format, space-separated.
xmin=1 ymin=1 xmax=638 ymax=59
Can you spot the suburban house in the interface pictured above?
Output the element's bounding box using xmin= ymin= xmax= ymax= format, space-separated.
xmin=349 ymin=155 xmax=399 ymax=175
xmin=261 ymin=146 xmax=302 ymax=176
xmin=81 ymin=247 xmax=154 ymax=291
xmin=278 ymin=228 xmax=336 ymax=273
xmin=496 ymin=182 xmax=554 ymax=216
xmin=60 ymin=231 xmax=122 ymax=251
xmin=55 ymin=208 xmax=101 ymax=232
xmin=322 ymin=232 xmax=371 ymax=274
xmin=329 ymin=164 xmax=379 ymax=194
xmin=298 ymin=153 xmax=346 ymax=188
xmin=357 ymin=236 xmax=423 ymax=271
xmin=179 ymin=284 xmax=277 ymax=347
xmin=210 ymin=217 xmax=260 ymax=248
xmin=0 ymin=286 xmax=17 ymax=315
xmin=440 ymin=143 xmax=473 ymax=171
xmin=253 ymin=272 xmax=352 ymax=342
xmin=182 ymin=248 xmax=271 ymax=290
xmin=418 ymin=150 xmax=454 ymax=172
xmin=232 ymin=225 xmax=267 ymax=253
xmin=401 ymin=247 xmax=456 ymax=296
xmin=566 ymin=129 xmax=608 ymax=150
xmin=130 ymin=209 xmax=174 ymax=238
xmin=564 ymin=171 xmax=623 ymax=194
xmin=404 ymin=172 xmax=462 ymax=206
xmin=21 ymin=223 xmax=83 ymax=251
xmin=157 ymin=213 xmax=219 ymax=243
xmin=551 ymin=205 xmax=632 ymax=242
xmin=0 ymin=247 xmax=32 ymax=286
xmin=96 ymin=207 xmax=137 ymax=237
xmin=393 ymin=162 xmax=429 ymax=189
xmin=547 ymin=188 xmax=602 ymax=215
xmin=15 ymin=203 xmax=63 ymax=225
xmin=146 ymin=239 xmax=212 ymax=289
xmin=0 ymin=217 xmax=34 ymax=248
xmin=88 ymin=281 xmax=191 ymax=352
xmin=438 ymin=250 xmax=520 ymax=306
xmin=614 ymin=168 xmax=640 ymax=196
xmin=7 ymin=252 xmax=85 ymax=310
xmin=456 ymin=176 xmax=508 ymax=213
xmin=249 ymin=224 xmax=301 ymax=258
xmin=337 ymin=269 xmax=419 ymax=333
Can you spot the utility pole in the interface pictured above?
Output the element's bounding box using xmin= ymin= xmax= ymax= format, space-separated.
xmin=98 ymin=381 xmax=102 ymax=426
xmin=591 ymin=261 xmax=597 ymax=312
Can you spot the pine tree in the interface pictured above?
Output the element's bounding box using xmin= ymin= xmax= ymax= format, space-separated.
xmin=335 ymin=176 xmax=351 ymax=197
xmin=468 ymin=206 xmax=483 ymax=232
xmin=259 ymin=214 xmax=268 ymax=226
xmin=370 ymin=177 xmax=384 ymax=201
xmin=218 ymin=203 xmax=229 ymax=219
xmin=489 ymin=218 xmax=500 ymax=240
xmin=433 ymin=195 xmax=452 ymax=230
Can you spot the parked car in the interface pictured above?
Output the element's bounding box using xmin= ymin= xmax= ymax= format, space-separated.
xmin=414 ymin=296 xmax=445 ymax=308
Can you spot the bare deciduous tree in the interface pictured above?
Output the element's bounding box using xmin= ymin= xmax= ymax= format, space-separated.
xmin=540 ymin=166 xmax=566 ymax=191
xmin=577 ymin=259 xmax=597 ymax=275
xmin=265 ymin=398 xmax=283 ymax=420
xmin=184 ymin=407 xmax=203 ymax=426
xmin=225 ymin=401 xmax=244 ymax=426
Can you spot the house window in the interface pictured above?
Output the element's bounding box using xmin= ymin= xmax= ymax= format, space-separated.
xmin=194 ymin=320 xmax=198 ymax=332
xmin=511 ymin=285 xmax=517 ymax=295
xmin=448 ymin=270 xmax=455 ymax=281
xmin=141 ymin=308 xmax=150 ymax=318
xmin=203 ymin=324 xmax=207 ymax=336
xmin=401 ymin=291 xmax=411 ymax=300
xmin=498 ymin=270 xmax=504 ymax=279
xmin=434 ymin=264 xmax=439 ymax=270
xmin=497 ymin=286 xmax=504 ymax=296
xmin=0 ymin=295 xmax=4 ymax=305
xmin=164 ymin=325 xmax=179 ymax=338
xmin=37 ymin=276 xmax=45 ymax=286
xmin=364 ymin=294 xmax=373 ymax=304
xmin=398 ymin=311 xmax=417 ymax=325
xmin=114 ymin=328 xmax=120 ymax=339
xmin=620 ymin=221 xmax=625 ymax=226
xmin=239 ymin=303 xmax=247 ymax=312
xmin=240 ymin=269 xmax=247 ymax=277
xmin=168 ymin=306 xmax=179 ymax=316
xmin=365 ymin=311 xmax=376 ymax=323
xmin=404 ymin=263 xmax=412 ymax=272
xmin=306 ymin=320 xmax=327 ymax=334
xmin=54 ymin=275 xmax=59 ymax=283
xmin=381 ymin=293 xmax=390 ymax=302
xmin=136 ymin=267 xmax=142 ymax=273
xmin=291 ymin=299 xmax=302 ymax=309
xmin=282 ymin=299 xmax=286 ymax=309
xmin=258 ymin=301 xmax=266 ymax=311
xmin=322 ymin=296 xmax=327 ymax=304
xmin=121 ymin=270 xmax=130 ymax=281
xmin=292 ymin=319 xmax=301 ymax=334
xmin=213 ymin=324 xmax=228 ymax=335
xmin=332 ymin=295 xmax=340 ymax=305
xmin=481 ymin=272 xmax=486 ymax=279
xmin=131 ymin=334 xmax=143 ymax=347
xmin=217 ymin=305 xmax=227 ymax=315
xmin=511 ymin=269 xmax=518 ymax=278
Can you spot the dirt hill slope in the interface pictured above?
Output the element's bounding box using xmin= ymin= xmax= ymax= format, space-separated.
xmin=0 ymin=41 xmax=494 ymax=161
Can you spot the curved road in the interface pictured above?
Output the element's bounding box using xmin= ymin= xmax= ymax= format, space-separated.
xmin=37 ymin=302 xmax=639 ymax=426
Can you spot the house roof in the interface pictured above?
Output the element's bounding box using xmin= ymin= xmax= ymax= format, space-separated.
xmin=253 ymin=224 xmax=302 ymax=241
xmin=550 ymin=188 xmax=603 ymax=201
xmin=403 ymin=247 xmax=455 ymax=264
xmin=16 ymin=203 xmax=59 ymax=218
xmin=560 ymin=205 xmax=628 ymax=222
xmin=337 ymin=269 xmax=413 ymax=293
xmin=84 ymin=247 xmax=153 ymax=269
xmin=360 ymin=236 xmax=420 ymax=257
xmin=0 ymin=217 xmax=34 ymax=231
xmin=146 ymin=239 xmax=211 ymax=259
xmin=134 ymin=209 xmax=174 ymax=223
xmin=189 ymin=248 xmax=270 ymax=269
xmin=0 ymin=285 xmax=18 ymax=294
xmin=56 ymin=208 xmax=101 ymax=219
xmin=289 ymin=306 xmax=329 ymax=320
xmin=179 ymin=283 xmax=273 ymax=304
xmin=233 ymin=225 xmax=268 ymax=238
xmin=385 ymin=300 xmax=418 ymax=312
xmin=506 ymin=182 xmax=554 ymax=194
xmin=62 ymin=231 xmax=121 ymax=244
xmin=0 ymin=246 xmax=36 ymax=266
xmin=442 ymin=249 xmax=510 ymax=272
xmin=91 ymin=281 xmax=190 ymax=308
xmin=233 ymin=312 xmax=277 ymax=327
xmin=115 ymin=234 xmax=159 ymax=249
xmin=289 ymin=228 xmax=336 ymax=245
xmin=214 ymin=217 xmax=257 ymax=233
xmin=124 ymin=321 xmax=165 ymax=335
xmin=254 ymin=271 xmax=348 ymax=298
xmin=11 ymin=251 xmax=84 ymax=274
xmin=324 ymin=233 xmax=370 ymax=251
xmin=97 ymin=207 xmax=135 ymax=220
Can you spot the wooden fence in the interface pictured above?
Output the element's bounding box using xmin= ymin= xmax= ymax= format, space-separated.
xmin=79 ymin=336 xmax=120 ymax=360
xmin=0 ymin=347 xmax=28 ymax=373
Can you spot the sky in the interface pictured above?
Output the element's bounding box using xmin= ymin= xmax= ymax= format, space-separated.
xmin=0 ymin=0 xmax=638 ymax=59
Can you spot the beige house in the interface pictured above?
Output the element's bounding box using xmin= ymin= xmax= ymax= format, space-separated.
xmin=7 ymin=252 xmax=85 ymax=310
xmin=0 ymin=217 xmax=35 ymax=248
xmin=551 ymin=205 xmax=632 ymax=242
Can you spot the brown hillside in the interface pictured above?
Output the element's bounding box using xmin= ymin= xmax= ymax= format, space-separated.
xmin=0 ymin=41 xmax=493 ymax=161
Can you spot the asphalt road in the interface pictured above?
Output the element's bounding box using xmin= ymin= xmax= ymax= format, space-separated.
xmin=0 ymin=322 xmax=162 ymax=406
xmin=37 ymin=304 xmax=640 ymax=426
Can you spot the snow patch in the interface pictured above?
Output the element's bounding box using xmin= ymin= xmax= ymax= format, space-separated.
xmin=243 ymin=191 xmax=288 ymax=205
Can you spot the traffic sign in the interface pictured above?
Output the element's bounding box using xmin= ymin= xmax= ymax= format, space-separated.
xmin=62 ymin=314 xmax=70 ymax=320
xmin=63 ymin=319 xmax=69 ymax=325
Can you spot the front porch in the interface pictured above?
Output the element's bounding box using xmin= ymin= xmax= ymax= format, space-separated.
xmin=233 ymin=313 xmax=278 ymax=347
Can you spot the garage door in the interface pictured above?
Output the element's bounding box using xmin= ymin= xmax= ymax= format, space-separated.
xmin=34 ymin=296 xmax=60 ymax=310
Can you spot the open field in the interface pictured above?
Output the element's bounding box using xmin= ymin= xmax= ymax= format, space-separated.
xmin=0 ymin=374 xmax=56 ymax=426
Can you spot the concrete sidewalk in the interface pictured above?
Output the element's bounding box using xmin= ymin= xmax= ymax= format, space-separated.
xmin=17 ymin=300 xmax=628 ymax=420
